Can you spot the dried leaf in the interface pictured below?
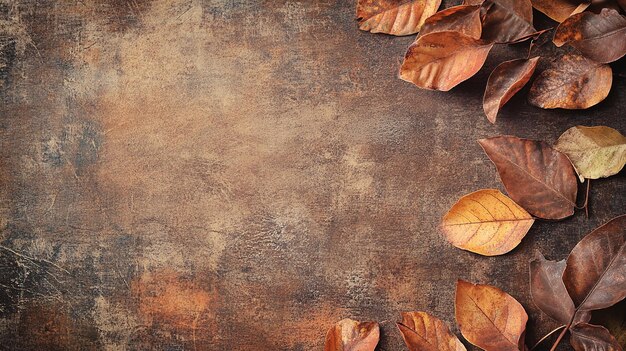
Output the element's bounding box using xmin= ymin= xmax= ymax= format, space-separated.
xmin=441 ymin=189 xmax=534 ymax=256
xmin=531 ymin=0 xmax=590 ymax=22
xmin=399 ymin=31 xmax=493 ymax=91
xmin=553 ymin=8 xmax=626 ymax=63
xmin=466 ymin=0 xmax=536 ymax=43
xmin=419 ymin=5 xmax=483 ymax=38
xmin=592 ymin=300 xmax=626 ymax=349
xmin=529 ymin=251 xmax=590 ymax=325
xmin=397 ymin=311 xmax=467 ymax=351
xmin=324 ymin=318 xmax=380 ymax=351
xmin=478 ymin=136 xmax=578 ymax=220
xmin=563 ymin=215 xmax=626 ymax=312
xmin=483 ymin=57 xmax=539 ymax=123
xmin=555 ymin=125 xmax=626 ymax=182
xmin=570 ymin=323 xmax=623 ymax=351
xmin=456 ymin=280 xmax=528 ymax=351
xmin=528 ymin=54 xmax=612 ymax=109
xmin=357 ymin=0 xmax=441 ymax=36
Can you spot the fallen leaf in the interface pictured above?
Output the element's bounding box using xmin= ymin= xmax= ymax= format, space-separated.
xmin=456 ymin=280 xmax=528 ymax=351
xmin=563 ymin=215 xmax=626 ymax=312
xmin=399 ymin=31 xmax=493 ymax=91
xmin=570 ymin=323 xmax=623 ymax=351
xmin=324 ymin=318 xmax=380 ymax=351
xmin=528 ymin=54 xmax=612 ymax=109
xmin=357 ymin=0 xmax=441 ymax=36
xmin=554 ymin=125 xmax=626 ymax=182
xmin=478 ymin=136 xmax=578 ymax=220
xmin=466 ymin=0 xmax=536 ymax=43
xmin=531 ymin=0 xmax=590 ymax=22
xmin=419 ymin=5 xmax=483 ymax=38
xmin=397 ymin=311 xmax=467 ymax=351
xmin=553 ymin=8 xmax=626 ymax=63
xmin=483 ymin=57 xmax=539 ymax=123
xmin=592 ymin=300 xmax=626 ymax=349
xmin=441 ymin=189 xmax=534 ymax=256
xmin=530 ymin=251 xmax=590 ymax=325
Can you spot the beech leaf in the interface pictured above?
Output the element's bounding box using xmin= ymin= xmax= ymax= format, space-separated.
xmin=456 ymin=280 xmax=528 ymax=351
xmin=324 ymin=318 xmax=380 ymax=351
xmin=531 ymin=0 xmax=590 ymax=23
xmin=357 ymin=0 xmax=442 ymax=36
xmin=397 ymin=311 xmax=467 ymax=351
xmin=553 ymin=8 xmax=626 ymax=63
xmin=399 ymin=31 xmax=493 ymax=91
xmin=419 ymin=5 xmax=483 ymax=39
xmin=465 ymin=0 xmax=536 ymax=43
xmin=555 ymin=125 xmax=626 ymax=182
xmin=483 ymin=57 xmax=539 ymax=123
xmin=528 ymin=54 xmax=612 ymax=109
xmin=529 ymin=251 xmax=590 ymax=325
xmin=570 ymin=323 xmax=623 ymax=351
xmin=478 ymin=136 xmax=578 ymax=220
xmin=441 ymin=189 xmax=534 ymax=256
xmin=563 ymin=215 xmax=626 ymax=312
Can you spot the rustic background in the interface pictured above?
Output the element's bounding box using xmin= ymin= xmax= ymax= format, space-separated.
xmin=0 ymin=0 xmax=624 ymax=350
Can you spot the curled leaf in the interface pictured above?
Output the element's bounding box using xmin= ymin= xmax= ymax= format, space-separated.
xmin=483 ymin=57 xmax=539 ymax=123
xmin=357 ymin=0 xmax=442 ymax=36
xmin=397 ymin=311 xmax=467 ymax=351
xmin=528 ymin=54 xmax=612 ymax=109
xmin=531 ymin=0 xmax=590 ymax=23
xmin=324 ymin=318 xmax=380 ymax=351
xmin=399 ymin=31 xmax=493 ymax=91
xmin=419 ymin=5 xmax=483 ymax=39
xmin=467 ymin=0 xmax=536 ymax=43
xmin=555 ymin=125 xmax=626 ymax=182
xmin=441 ymin=189 xmax=534 ymax=256
xmin=553 ymin=8 xmax=626 ymax=63
xmin=456 ymin=280 xmax=528 ymax=351
xmin=570 ymin=323 xmax=623 ymax=351
xmin=478 ymin=135 xmax=578 ymax=220
xmin=563 ymin=215 xmax=626 ymax=312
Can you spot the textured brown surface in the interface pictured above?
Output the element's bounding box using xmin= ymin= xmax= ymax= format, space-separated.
xmin=0 ymin=1 xmax=624 ymax=350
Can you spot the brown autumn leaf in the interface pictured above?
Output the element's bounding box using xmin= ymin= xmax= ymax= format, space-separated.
xmin=528 ymin=54 xmax=612 ymax=109
xmin=592 ymin=300 xmax=626 ymax=349
xmin=397 ymin=311 xmax=467 ymax=351
xmin=441 ymin=189 xmax=534 ymax=256
xmin=554 ymin=125 xmax=626 ymax=182
xmin=419 ymin=5 xmax=483 ymax=38
xmin=563 ymin=215 xmax=626 ymax=312
xmin=465 ymin=0 xmax=536 ymax=43
xmin=570 ymin=323 xmax=623 ymax=351
xmin=399 ymin=31 xmax=493 ymax=91
xmin=456 ymin=280 xmax=528 ymax=351
xmin=553 ymin=8 xmax=626 ymax=63
xmin=483 ymin=57 xmax=539 ymax=123
xmin=324 ymin=318 xmax=380 ymax=351
xmin=356 ymin=0 xmax=441 ymax=36
xmin=478 ymin=136 xmax=578 ymax=220
xmin=530 ymin=251 xmax=590 ymax=325
xmin=531 ymin=0 xmax=590 ymax=22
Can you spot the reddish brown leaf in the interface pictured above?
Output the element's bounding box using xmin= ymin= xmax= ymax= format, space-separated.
xmin=397 ymin=312 xmax=467 ymax=351
xmin=563 ymin=215 xmax=626 ymax=311
xmin=592 ymin=300 xmax=626 ymax=348
xmin=531 ymin=0 xmax=590 ymax=22
xmin=483 ymin=57 xmax=539 ymax=123
xmin=399 ymin=31 xmax=493 ymax=91
xmin=478 ymin=136 xmax=578 ymax=220
xmin=466 ymin=0 xmax=536 ymax=43
xmin=419 ymin=5 xmax=483 ymax=38
xmin=530 ymin=251 xmax=590 ymax=325
xmin=553 ymin=8 xmax=626 ymax=63
xmin=570 ymin=323 xmax=623 ymax=351
xmin=528 ymin=54 xmax=612 ymax=109
xmin=324 ymin=319 xmax=379 ymax=351
xmin=455 ymin=280 xmax=528 ymax=351
xmin=357 ymin=0 xmax=442 ymax=36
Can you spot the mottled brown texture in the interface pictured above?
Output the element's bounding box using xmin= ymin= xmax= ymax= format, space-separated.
xmin=357 ymin=0 xmax=441 ymax=35
xmin=0 ymin=0 xmax=624 ymax=350
xmin=419 ymin=4 xmax=483 ymax=38
xmin=397 ymin=311 xmax=466 ymax=351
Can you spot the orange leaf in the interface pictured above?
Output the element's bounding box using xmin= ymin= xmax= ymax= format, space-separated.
xmin=324 ymin=319 xmax=379 ymax=351
xmin=397 ymin=311 xmax=467 ymax=351
xmin=357 ymin=0 xmax=441 ymax=36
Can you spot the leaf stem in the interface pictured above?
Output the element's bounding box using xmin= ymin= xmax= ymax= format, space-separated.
xmin=584 ymin=179 xmax=590 ymax=218
xmin=549 ymin=322 xmax=570 ymax=351
xmin=530 ymin=325 xmax=566 ymax=351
